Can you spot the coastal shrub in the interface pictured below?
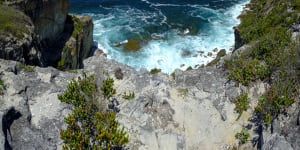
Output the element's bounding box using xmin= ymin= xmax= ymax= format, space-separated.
xmin=122 ymin=91 xmax=135 ymax=100
xmin=227 ymin=59 xmax=269 ymax=85
xmin=233 ymin=92 xmax=249 ymax=120
xmin=228 ymin=0 xmax=300 ymax=124
xmin=100 ymin=78 xmax=116 ymax=100
xmin=235 ymin=128 xmax=250 ymax=144
xmin=150 ymin=68 xmax=161 ymax=74
xmin=255 ymin=71 xmax=298 ymax=124
xmin=58 ymin=73 xmax=128 ymax=149
xmin=292 ymin=0 xmax=300 ymax=10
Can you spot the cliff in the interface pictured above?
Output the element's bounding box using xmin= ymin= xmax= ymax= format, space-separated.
xmin=0 ymin=0 xmax=93 ymax=69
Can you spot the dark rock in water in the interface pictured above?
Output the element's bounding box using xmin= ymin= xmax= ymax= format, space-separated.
xmin=124 ymin=38 xmax=142 ymax=52
xmin=180 ymin=50 xmax=192 ymax=57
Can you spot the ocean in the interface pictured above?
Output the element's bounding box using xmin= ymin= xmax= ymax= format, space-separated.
xmin=70 ymin=0 xmax=249 ymax=73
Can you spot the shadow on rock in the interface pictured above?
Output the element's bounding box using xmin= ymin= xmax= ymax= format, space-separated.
xmin=2 ymin=107 xmax=22 ymax=150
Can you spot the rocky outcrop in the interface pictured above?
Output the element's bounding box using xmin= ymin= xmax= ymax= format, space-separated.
xmin=4 ymin=0 xmax=69 ymax=43
xmin=233 ymin=27 xmax=243 ymax=50
xmin=0 ymin=5 xmax=41 ymax=65
xmin=0 ymin=0 xmax=93 ymax=70
xmin=0 ymin=53 xmax=266 ymax=149
xmin=263 ymin=134 xmax=293 ymax=150
xmin=57 ymin=15 xmax=94 ymax=69
xmin=0 ymin=59 xmax=75 ymax=149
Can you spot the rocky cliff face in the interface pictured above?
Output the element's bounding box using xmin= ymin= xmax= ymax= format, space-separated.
xmin=5 ymin=0 xmax=69 ymax=43
xmin=0 ymin=0 xmax=93 ymax=69
xmin=57 ymin=15 xmax=94 ymax=69
xmin=0 ymin=5 xmax=41 ymax=65
xmin=233 ymin=27 xmax=243 ymax=50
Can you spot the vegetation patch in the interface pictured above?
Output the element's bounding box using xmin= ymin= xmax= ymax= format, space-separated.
xmin=100 ymin=78 xmax=117 ymax=100
xmin=226 ymin=58 xmax=269 ymax=85
xmin=0 ymin=5 xmax=32 ymax=38
xmin=122 ymin=91 xmax=135 ymax=100
xmin=235 ymin=128 xmax=250 ymax=144
xmin=255 ymin=73 xmax=298 ymax=124
xmin=233 ymin=92 xmax=249 ymax=120
xmin=58 ymin=73 xmax=128 ymax=149
xmin=226 ymin=0 xmax=300 ymax=124
xmin=69 ymin=15 xmax=84 ymax=37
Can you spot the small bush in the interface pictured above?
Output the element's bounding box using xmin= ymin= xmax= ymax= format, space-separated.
xmin=150 ymin=68 xmax=161 ymax=74
xmin=233 ymin=92 xmax=249 ymax=120
xmin=235 ymin=128 xmax=250 ymax=144
xmin=122 ymin=91 xmax=135 ymax=100
xmin=58 ymin=73 xmax=128 ymax=149
xmin=100 ymin=78 xmax=116 ymax=100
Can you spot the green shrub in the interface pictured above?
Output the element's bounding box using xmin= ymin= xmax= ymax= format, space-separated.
xmin=229 ymin=0 xmax=300 ymax=125
xmin=235 ymin=128 xmax=250 ymax=144
xmin=150 ymin=68 xmax=161 ymax=74
xmin=122 ymin=91 xmax=135 ymax=100
xmin=58 ymin=73 xmax=128 ymax=149
xmin=255 ymin=72 xmax=298 ymax=124
xmin=227 ymin=59 xmax=269 ymax=85
xmin=233 ymin=92 xmax=249 ymax=120
xmin=100 ymin=78 xmax=116 ymax=100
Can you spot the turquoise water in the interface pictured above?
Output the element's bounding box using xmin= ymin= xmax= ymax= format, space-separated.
xmin=70 ymin=0 xmax=249 ymax=73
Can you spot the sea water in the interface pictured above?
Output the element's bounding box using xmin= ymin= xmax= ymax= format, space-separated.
xmin=70 ymin=0 xmax=249 ymax=73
